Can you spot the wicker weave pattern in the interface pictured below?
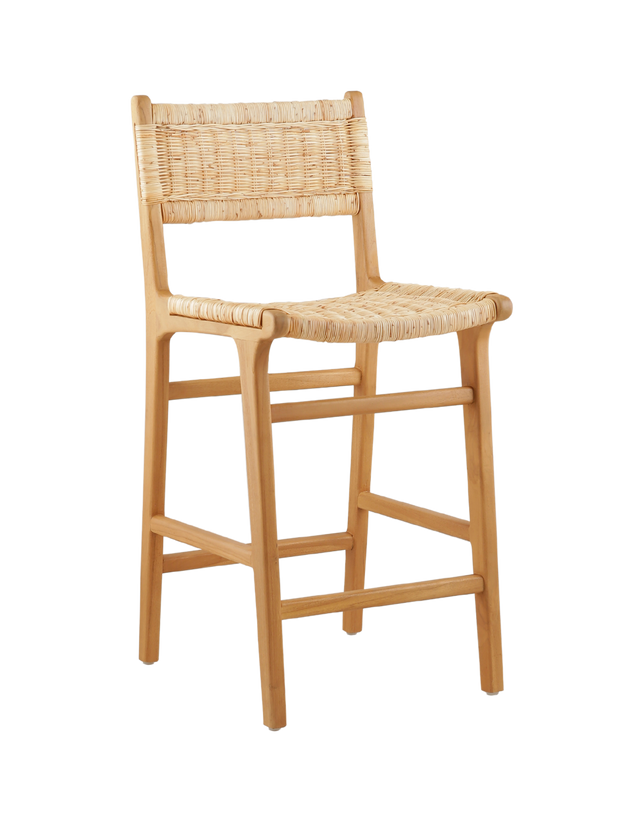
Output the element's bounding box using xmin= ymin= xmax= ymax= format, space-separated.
xmin=135 ymin=118 xmax=371 ymax=206
xmin=168 ymin=283 xmax=498 ymax=344
xmin=152 ymin=99 xmax=353 ymax=125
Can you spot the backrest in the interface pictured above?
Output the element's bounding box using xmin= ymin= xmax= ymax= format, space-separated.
xmin=133 ymin=97 xmax=373 ymax=224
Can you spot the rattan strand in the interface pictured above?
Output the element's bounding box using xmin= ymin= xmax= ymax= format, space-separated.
xmin=162 ymin=194 xmax=360 ymax=223
xmin=168 ymin=283 xmax=498 ymax=344
xmin=135 ymin=118 xmax=371 ymax=207
xmin=152 ymin=99 xmax=353 ymax=126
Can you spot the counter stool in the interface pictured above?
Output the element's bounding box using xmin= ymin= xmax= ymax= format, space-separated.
xmin=131 ymin=91 xmax=512 ymax=729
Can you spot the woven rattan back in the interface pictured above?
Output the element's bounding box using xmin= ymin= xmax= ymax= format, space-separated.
xmin=132 ymin=92 xmax=380 ymax=294
xmin=133 ymin=98 xmax=373 ymax=224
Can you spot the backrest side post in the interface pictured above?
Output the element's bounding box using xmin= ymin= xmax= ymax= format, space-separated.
xmin=346 ymin=91 xmax=382 ymax=291
xmin=131 ymin=96 xmax=170 ymax=300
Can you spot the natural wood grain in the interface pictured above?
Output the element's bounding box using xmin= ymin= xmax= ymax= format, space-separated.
xmin=277 ymin=532 xmax=353 ymax=557
xmin=138 ymin=333 xmax=170 ymax=663
xmin=169 ymin=368 xmax=362 ymax=400
xmin=345 ymin=91 xmax=382 ymax=291
xmin=271 ymin=386 xmax=473 ymax=423
xmin=489 ymin=294 xmax=513 ymax=322
xmin=162 ymin=533 xmax=352 ymax=573
xmin=343 ymin=341 xmax=378 ymax=634
xmin=131 ymin=90 xmax=510 ymax=724
xmin=150 ymin=515 xmax=252 ymax=566
xmin=358 ymin=491 xmax=471 ymax=541
xmin=458 ymin=323 xmax=504 ymax=693
xmin=133 ymin=100 xmax=170 ymax=299
xmin=163 ymin=551 xmax=234 ymax=573
xmin=133 ymin=95 xmax=171 ymax=665
xmin=237 ymin=338 xmax=287 ymax=730
xmin=340 ymin=91 xmax=382 ymax=635
xmin=282 ymin=575 xmax=483 ymax=619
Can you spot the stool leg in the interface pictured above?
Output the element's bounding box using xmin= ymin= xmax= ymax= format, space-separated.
xmin=458 ymin=324 xmax=504 ymax=693
xmin=343 ymin=342 xmax=379 ymax=635
xmin=139 ymin=330 xmax=171 ymax=664
xmin=237 ymin=338 xmax=286 ymax=730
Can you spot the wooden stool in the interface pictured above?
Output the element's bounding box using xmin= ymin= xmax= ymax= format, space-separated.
xmin=131 ymin=92 xmax=512 ymax=729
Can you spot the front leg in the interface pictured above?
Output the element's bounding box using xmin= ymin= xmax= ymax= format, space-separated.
xmin=236 ymin=337 xmax=287 ymax=730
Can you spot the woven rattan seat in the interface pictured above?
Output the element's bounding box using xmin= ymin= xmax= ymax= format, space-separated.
xmin=168 ymin=282 xmax=499 ymax=344
xmin=131 ymin=91 xmax=512 ymax=730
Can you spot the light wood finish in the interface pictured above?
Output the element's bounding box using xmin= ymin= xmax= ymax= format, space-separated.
xmin=150 ymin=515 xmax=252 ymax=566
xmin=458 ymin=324 xmax=504 ymax=693
xmin=346 ymin=91 xmax=382 ymax=292
xmin=169 ymin=367 xmax=362 ymax=400
xmin=163 ymin=551 xmax=233 ymax=573
xmin=282 ymin=575 xmax=483 ymax=620
xmin=277 ymin=532 xmax=353 ymax=557
xmin=340 ymin=92 xmax=382 ymax=635
xmin=132 ymin=91 xmax=510 ymax=726
xmin=132 ymin=96 xmax=170 ymax=297
xmin=342 ymin=343 xmax=379 ymax=634
xmin=139 ymin=333 xmax=170 ymax=663
xmin=489 ymin=294 xmax=513 ymax=322
xmin=270 ymin=367 xmax=362 ymax=392
xmin=236 ymin=338 xmax=286 ymax=730
xmin=134 ymin=96 xmax=171 ymax=665
xmin=358 ymin=491 xmax=471 ymax=541
xmin=271 ymin=386 xmax=473 ymax=423
xmin=163 ymin=532 xmax=352 ymax=574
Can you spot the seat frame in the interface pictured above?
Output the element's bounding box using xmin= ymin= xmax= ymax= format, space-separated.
xmin=132 ymin=91 xmax=512 ymax=729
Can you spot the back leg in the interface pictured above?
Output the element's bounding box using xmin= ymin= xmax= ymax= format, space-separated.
xmin=343 ymin=342 xmax=379 ymax=635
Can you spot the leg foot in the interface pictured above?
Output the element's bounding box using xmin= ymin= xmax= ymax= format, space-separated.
xmin=264 ymin=725 xmax=289 ymax=736
xmin=486 ymin=692 xmax=500 ymax=696
xmin=137 ymin=659 xmax=162 ymax=668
